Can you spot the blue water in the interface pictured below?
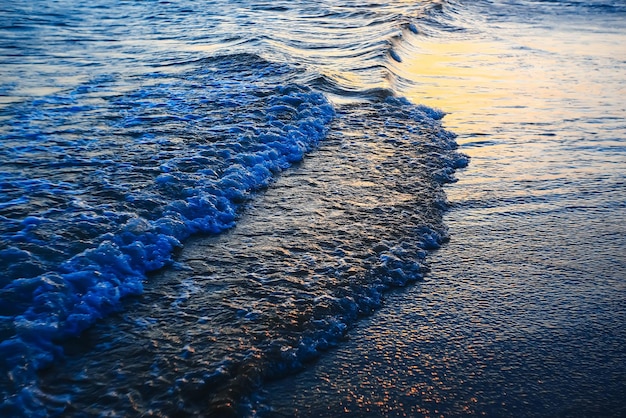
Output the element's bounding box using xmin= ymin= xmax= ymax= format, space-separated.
xmin=1 ymin=0 xmax=625 ymax=417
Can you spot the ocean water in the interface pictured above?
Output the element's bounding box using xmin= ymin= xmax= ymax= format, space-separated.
xmin=264 ymin=0 xmax=626 ymax=417
xmin=0 ymin=0 xmax=624 ymax=417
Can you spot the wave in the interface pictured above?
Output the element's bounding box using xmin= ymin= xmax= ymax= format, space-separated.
xmin=0 ymin=0 xmax=471 ymax=415
xmin=31 ymin=97 xmax=467 ymax=418
xmin=0 ymin=52 xmax=336 ymax=415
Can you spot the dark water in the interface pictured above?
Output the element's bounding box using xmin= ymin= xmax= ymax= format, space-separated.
xmin=1 ymin=0 xmax=625 ymax=417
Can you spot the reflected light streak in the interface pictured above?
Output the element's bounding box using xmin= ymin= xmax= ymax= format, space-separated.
xmin=391 ymin=22 xmax=626 ymax=195
xmin=397 ymin=37 xmax=536 ymax=139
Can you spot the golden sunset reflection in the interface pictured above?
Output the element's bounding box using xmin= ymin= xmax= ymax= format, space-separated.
xmin=383 ymin=19 xmax=626 ymax=212
xmin=397 ymin=23 xmax=626 ymax=148
xmin=398 ymin=36 xmax=546 ymax=140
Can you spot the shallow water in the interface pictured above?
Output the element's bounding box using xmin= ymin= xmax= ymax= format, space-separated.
xmin=264 ymin=0 xmax=626 ymax=416
xmin=1 ymin=1 xmax=463 ymax=415
xmin=1 ymin=0 xmax=625 ymax=416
